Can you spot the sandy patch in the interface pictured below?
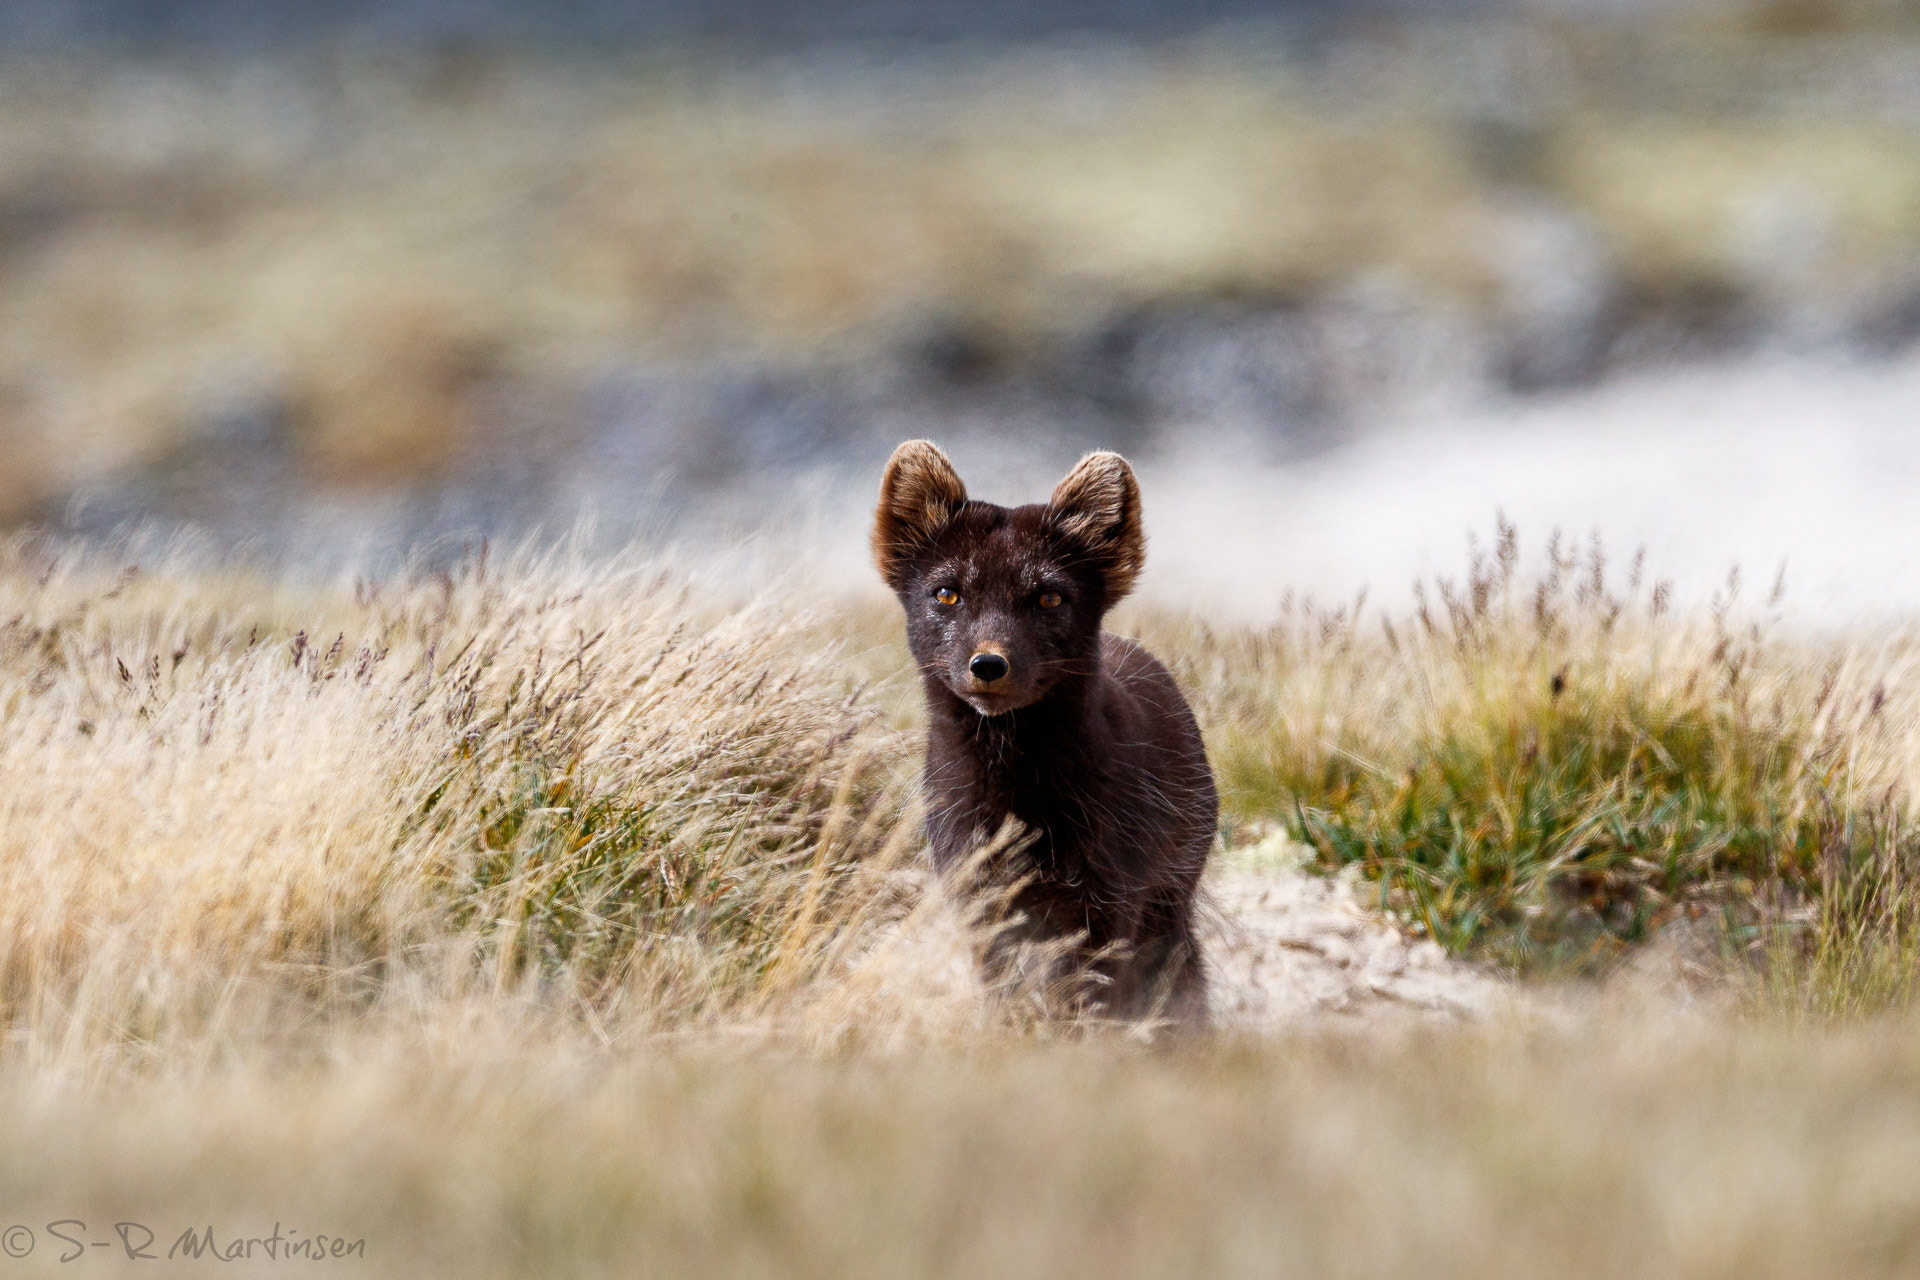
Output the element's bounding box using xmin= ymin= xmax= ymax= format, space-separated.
xmin=1203 ymin=841 xmax=1517 ymax=1030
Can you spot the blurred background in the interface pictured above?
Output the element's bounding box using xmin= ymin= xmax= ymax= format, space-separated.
xmin=5 ymin=0 xmax=1920 ymax=611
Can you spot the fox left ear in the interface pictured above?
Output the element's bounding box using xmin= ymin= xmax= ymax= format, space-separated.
xmin=1047 ymin=450 xmax=1145 ymax=604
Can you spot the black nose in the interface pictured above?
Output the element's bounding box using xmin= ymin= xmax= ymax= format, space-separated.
xmin=968 ymin=652 xmax=1009 ymax=683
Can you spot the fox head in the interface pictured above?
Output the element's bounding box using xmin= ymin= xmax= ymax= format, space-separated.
xmin=873 ymin=440 xmax=1145 ymax=716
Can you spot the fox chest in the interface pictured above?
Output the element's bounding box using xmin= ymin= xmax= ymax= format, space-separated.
xmin=923 ymin=741 xmax=1105 ymax=860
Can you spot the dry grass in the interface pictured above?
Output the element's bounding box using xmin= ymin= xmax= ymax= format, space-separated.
xmin=8 ymin=1012 xmax=1920 ymax=1278
xmin=0 ymin=535 xmax=940 ymax=1068
xmin=3 ymin=534 xmax=1920 ymax=1275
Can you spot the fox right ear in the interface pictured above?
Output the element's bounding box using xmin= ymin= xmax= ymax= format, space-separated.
xmin=873 ymin=440 xmax=968 ymax=590
xmin=1047 ymin=450 xmax=1145 ymax=604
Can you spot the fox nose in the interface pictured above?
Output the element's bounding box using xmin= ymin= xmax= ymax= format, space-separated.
xmin=968 ymin=651 xmax=1010 ymax=683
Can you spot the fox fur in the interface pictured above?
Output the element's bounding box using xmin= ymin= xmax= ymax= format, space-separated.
xmin=873 ymin=440 xmax=1216 ymax=1022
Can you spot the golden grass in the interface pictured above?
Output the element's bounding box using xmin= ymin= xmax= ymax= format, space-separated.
xmin=3 ymin=534 xmax=1920 ymax=1275
xmin=0 ymin=536 xmax=935 ymax=1067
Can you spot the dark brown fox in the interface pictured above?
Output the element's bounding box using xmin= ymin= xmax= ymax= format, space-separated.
xmin=872 ymin=440 xmax=1217 ymax=1023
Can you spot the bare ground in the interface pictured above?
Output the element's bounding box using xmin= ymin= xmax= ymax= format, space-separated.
xmin=1202 ymin=849 xmax=1518 ymax=1031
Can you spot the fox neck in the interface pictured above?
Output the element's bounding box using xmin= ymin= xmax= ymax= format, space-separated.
xmin=926 ymin=647 xmax=1102 ymax=790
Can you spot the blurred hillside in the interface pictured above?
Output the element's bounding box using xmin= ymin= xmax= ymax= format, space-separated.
xmin=6 ymin=4 xmax=1920 ymax=561
xmin=1 ymin=0 xmax=1351 ymax=47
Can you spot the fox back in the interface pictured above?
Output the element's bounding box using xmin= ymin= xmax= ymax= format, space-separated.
xmin=872 ymin=441 xmax=1217 ymax=1022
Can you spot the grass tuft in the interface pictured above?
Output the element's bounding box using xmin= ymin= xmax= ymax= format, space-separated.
xmin=1158 ymin=520 xmax=1920 ymax=980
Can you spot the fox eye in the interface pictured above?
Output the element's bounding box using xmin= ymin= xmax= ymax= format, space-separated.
xmin=934 ymin=588 xmax=960 ymax=607
xmin=1039 ymin=591 xmax=1063 ymax=609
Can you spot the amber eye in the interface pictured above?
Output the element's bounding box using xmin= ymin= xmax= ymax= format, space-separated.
xmin=1039 ymin=591 xmax=1063 ymax=609
xmin=935 ymin=588 xmax=960 ymax=607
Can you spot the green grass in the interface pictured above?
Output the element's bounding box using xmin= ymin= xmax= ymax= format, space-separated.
xmin=1289 ymin=696 xmax=1821 ymax=970
xmin=1157 ymin=523 xmax=1920 ymax=984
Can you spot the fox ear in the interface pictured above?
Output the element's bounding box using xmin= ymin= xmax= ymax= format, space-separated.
xmin=873 ymin=440 xmax=968 ymax=590
xmin=1048 ymin=450 xmax=1145 ymax=603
